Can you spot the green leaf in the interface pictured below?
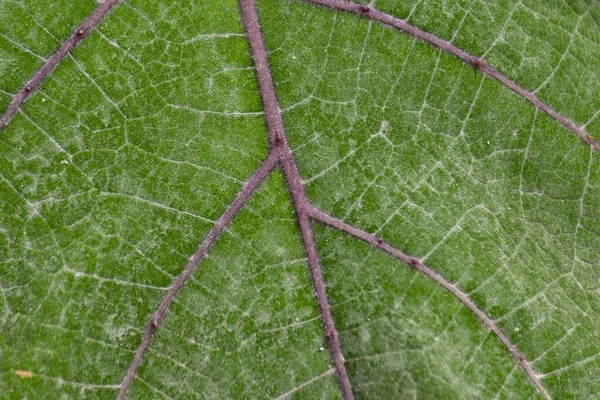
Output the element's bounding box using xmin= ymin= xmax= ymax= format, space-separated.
xmin=1 ymin=0 xmax=599 ymax=399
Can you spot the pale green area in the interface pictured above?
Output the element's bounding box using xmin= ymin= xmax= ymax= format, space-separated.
xmin=259 ymin=0 xmax=600 ymax=398
xmin=1 ymin=0 xmax=600 ymax=399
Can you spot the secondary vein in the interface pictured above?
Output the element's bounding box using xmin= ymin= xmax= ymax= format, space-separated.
xmin=298 ymin=0 xmax=600 ymax=153
xmin=308 ymin=205 xmax=551 ymax=400
xmin=0 ymin=0 xmax=122 ymax=129
xmin=116 ymin=152 xmax=279 ymax=400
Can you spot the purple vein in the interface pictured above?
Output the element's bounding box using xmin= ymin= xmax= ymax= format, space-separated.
xmin=2 ymin=0 xmax=561 ymax=398
xmin=299 ymin=0 xmax=600 ymax=153
xmin=307 ymin=206 xmax=551 ymax=400
xmin=238 ymin=0 xmax=354 ymax=398
xmin=0 ymin=0 xmax=122 ymax=129
xmin=116 ymin=152 xmax=279 ymax=400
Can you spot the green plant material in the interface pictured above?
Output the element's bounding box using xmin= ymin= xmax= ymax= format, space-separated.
xmin=0 ymin=0 xmax=98 ymax=111
xmin=1 ymin=0 xmax=599 ymax=398
xmin=127 ymin=172 xmax=340 ymax=399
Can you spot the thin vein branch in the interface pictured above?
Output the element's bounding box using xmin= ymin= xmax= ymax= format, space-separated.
xmin=116 ymin=152 xmax=279 ymax=400
xmin=238 ymin=0 xmax=354 ymax=398
xmin=307 ymin=206 xmax=551 ymax=400
xmin=272 ymin=367 xmax=336 ymax=400
xmin=0 ymin=0 xmax=122 ymax=129
xmin=298 ymin=0 xmax=600 ymax=153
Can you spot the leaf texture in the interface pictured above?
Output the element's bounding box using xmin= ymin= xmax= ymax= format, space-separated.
xmin=1 ymin=0 xmax=599 ymax=399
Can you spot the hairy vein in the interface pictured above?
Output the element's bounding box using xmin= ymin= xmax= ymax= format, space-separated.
xmin=307 ymin=205 xmax=551 ymax=399
xmin=0 ymin=0 xmax=122 ymax=129
xmin=116 ymin=153 xmax=278 ymax=400
xmin=298 ymin=0 xmax=600 ymax=153
xmin=238 ymin=0 xmax=354 ymax=398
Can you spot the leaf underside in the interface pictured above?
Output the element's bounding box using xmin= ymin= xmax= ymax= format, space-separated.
xmin=1 ymin=0 xmax=600 ymax=399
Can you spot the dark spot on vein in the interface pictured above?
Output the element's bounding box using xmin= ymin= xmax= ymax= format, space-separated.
xmin=468 ymin=56 xmax=484 ymax=70
xmin=0 ymin=0 xmax=122 ymax=129
xmin=359 ymin=4 xmax=370 ymax=13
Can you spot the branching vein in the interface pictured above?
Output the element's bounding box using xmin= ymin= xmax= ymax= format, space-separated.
xmin=239 ymin=0 xmax=355 ymax=398
xmin=307 ymin=205 xmax=552 ymax=399
xmin=3 ymin=0 xmax=591 ymax=398
xmin=115 ymin=152 xmax=278 ymax=400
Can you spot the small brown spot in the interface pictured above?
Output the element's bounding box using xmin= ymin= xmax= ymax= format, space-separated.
xmin=275 ymin=133 xmax=282 ymax=143
xmin=376 ymin=238 xmax=383 ymax=245
xmin=469 ymin=57 xmax=484 ymax=69
xmin=77 ymin=28 xmax=85 ymax=36
xmin=359 ymin=4 xmax=370 ymax=13
xmin=15 ymin=370 xmax=32 ymax=379
xmin=409 ymin=258 xmax=418 ymax=267
xmin=151 ymin=318 xmax=159 ymax=328
xmin=25 ymin=85 xmax=32 ymax=92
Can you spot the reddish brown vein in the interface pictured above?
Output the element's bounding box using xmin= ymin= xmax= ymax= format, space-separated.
xmin=0 ymin=0 xmax=122 ymax=129
xmin=239 ymin=0 xmax=354 ymax=398
xmin=2 ymin=0 xmax=568 ymax=398
xmin=299 ymin=0 xmax=600 ymax=153
xmin=116 ymin=152 xmax=279 ymax=400
xmin=307 ymin=205 xmax=551 ymax=399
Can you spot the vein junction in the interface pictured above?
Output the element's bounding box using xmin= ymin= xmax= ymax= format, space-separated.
xmin=5 ymin=0 xmax=598 ymax=398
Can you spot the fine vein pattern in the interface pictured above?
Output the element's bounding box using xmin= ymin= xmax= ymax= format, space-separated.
xmin=116 ymin=153 xmax=279 ymax=399
xmin=239 ymin=0 xmax=354 ymax=397
xmin=308 ymin=206 xmax=550 ymax=399
xmin=0 ymin=0 xmax=122 ymax=128
xmin=2 ymin=0 xmax=600 ymax=398
xmin=298 ymin=0 xmax=600 ymax=153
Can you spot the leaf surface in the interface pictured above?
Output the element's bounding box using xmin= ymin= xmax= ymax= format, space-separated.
xmin=1 ymin=0 xmax=599 ymax=399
